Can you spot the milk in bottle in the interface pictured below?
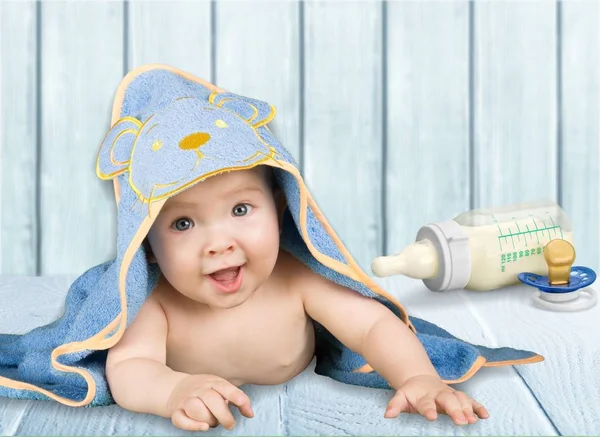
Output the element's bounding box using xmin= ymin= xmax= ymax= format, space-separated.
xmin=371 ymin=200 xmax=573 ymax=291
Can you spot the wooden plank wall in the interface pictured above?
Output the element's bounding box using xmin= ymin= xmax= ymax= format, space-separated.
xmin=0 ymin=0 xmax=598 ymax=277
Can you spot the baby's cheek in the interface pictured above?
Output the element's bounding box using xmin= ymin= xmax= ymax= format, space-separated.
xmin=256 ymin=229 xmax=281 ymax=272
xmin=156 ymin=241 xmax=189 ymax=271
xmin=252 ymin=219 xmax=279 ymax=248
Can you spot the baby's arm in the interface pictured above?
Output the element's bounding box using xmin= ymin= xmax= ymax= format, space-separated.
xmin=296 ymin=266 xmax=487 ymax=425
xmin=105 ymin=294 xmax=188 ymax=417
xmin=297 ymin=271 xmax=437 ymax=388
xmin=106 ymin=295 xmax=253 ymax=430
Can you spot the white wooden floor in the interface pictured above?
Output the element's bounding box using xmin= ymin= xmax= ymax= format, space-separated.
xmin=0 ymin=274 xmax=598 ymax=435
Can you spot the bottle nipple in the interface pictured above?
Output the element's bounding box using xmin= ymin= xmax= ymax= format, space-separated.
xmin=371 ymin=240 xmax=437 ymax=279
xmin=544 ymin=239 xmax=576 ymax=285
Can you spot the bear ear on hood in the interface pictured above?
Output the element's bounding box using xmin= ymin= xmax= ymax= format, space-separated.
xmin=208 ymin=92 xmax=276 ymax=128
xmin=96 ymin=116 xmax=141 ymax=180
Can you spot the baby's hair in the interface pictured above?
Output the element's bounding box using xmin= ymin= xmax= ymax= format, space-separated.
xmin=252 ymin=164 xmax=278 ymax=193
xmin=264 ymin=166 xmax=277 ymax=192
xmin=141 ymin=238 xmax=154 ymax=261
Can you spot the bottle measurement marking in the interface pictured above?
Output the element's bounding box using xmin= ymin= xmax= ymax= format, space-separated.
xmin=514 ymin=221 xmax=522 ymax=243
xmin=533 ymin=219 xmax=541 ymax=244
xmin=549 ymin=216 xmax=564 ymax=239
xmin=497 ymin=217 xmax=562 ymax=250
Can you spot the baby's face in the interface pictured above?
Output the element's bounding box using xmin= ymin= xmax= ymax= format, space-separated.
xmin=146 ymin=166 xmax=281 ymax=309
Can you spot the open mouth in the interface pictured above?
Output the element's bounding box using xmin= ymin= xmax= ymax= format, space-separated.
xmin=206 ymin=265 xmax=244 ymax=294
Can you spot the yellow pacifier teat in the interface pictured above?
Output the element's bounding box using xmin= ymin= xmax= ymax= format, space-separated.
xmin=544 ymin=239 xmax=576 ymax=285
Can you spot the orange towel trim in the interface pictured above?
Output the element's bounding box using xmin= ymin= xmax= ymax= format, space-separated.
xmin=352 ymin=357 xmax=488 ymax=385
xmin=353 ymin=354 xmax=544 ymax=384
xmin=482 ymin=354 xmax=545 ymax=367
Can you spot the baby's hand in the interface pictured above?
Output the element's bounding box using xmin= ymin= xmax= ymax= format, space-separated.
xmin=167 ymin=374 xmax=254 ymax=431
xmin=385 ymin=375 xmax=489 ymax=425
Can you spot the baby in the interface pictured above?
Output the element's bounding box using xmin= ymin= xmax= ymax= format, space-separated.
xmin=106 ymin=165 xmax=488 ymax=431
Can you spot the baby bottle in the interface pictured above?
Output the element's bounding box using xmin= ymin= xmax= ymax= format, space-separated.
xmin=371 ymin=200 xmax=574 ymax=291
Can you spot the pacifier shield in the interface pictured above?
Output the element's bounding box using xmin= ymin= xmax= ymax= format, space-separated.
xmin=518 ymin=266 xmax=596 ymax=293
xmin=519 ymin=266 xmax=598 ymax=312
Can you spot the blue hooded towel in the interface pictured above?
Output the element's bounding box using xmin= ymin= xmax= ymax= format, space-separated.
xmin=0 ymin=64 xmax=543 ymax=407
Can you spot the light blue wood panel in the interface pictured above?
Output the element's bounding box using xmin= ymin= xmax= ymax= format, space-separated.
xmin=40 ymin=2 xmax=124 ymax=275
xmin=0 ymin=1 xmax=37 ymax=275
xmin=128 ymin=1 xmax=212 ymax=80
xmin=385 ymin=2 xmax=470 ymax=256
xmin=473 ymin=2 xmax=557 ymax=207
xmin=561 ymin=1 xmax=600 ymax=271
xmin=303 ymin=0 xmax=383 ymax=272
xmin=215 ymin=0 xmax=301 ymax=162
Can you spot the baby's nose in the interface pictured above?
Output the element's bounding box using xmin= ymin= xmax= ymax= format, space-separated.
xmin=206 ymin=241 xmax=235 ymax=257
xmin=179 ymin=132 xmax=211 ymax=150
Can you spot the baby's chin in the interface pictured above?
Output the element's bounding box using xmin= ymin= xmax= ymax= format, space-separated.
xmin=203 ymin=295 xmax=252 ymax=310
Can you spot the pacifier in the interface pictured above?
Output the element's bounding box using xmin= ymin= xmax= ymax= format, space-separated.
xmin=518 ymin=239 xmax=597 ymax=312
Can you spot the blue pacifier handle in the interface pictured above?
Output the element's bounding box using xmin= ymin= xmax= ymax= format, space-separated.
xmin=518 ymin=266 xmax=597 ymax=293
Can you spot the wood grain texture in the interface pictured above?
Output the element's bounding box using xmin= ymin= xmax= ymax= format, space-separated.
xmin=473 ymin=1 xmax=558 ymax=207
xmin=283 ymin=276 xmax=557 ymax=436
xmin=385 ymin=1 xmax=470 ymax=255
xmin=39 ymin=2 xmax=124 ymax=275
xmin=0 ymin=389 xmax=284 ymax=436
xmin=128 ymin=0 xmax=212 ymax=80
xmin=215 ymin=0 xmax=301 ymax=162
xmin=303 ymin=0 xmax=383 ymax=272
xmin=0 ymin=275 xmax=73 ymax=335
xmin=0 ymin=277 xmax=284 ymax=436
xmin=560 ymin=1 xmax=600 ymax=270
xmin=0 ymin=275 xmax=561 ymax=435
xmin=451 ymin=283 xmax=600 ymax=435
xmin=0 ymin=1 xmax=38 ymax=275
xmin=0 ymin=400 xmax=131 ymax=436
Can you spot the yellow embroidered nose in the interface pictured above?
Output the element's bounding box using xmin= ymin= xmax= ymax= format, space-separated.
xmin=179 ymin=132 xmax=211 ymax=150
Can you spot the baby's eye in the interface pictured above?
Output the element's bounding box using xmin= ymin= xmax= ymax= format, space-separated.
xmin=171 ymin=217 xmax=194 ymax=231
xmin=232 ymin=203 xmax=252 ymax=217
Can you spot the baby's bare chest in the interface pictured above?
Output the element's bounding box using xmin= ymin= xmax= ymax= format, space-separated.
xmin=159 ymin=289 xmax=315 ymax=385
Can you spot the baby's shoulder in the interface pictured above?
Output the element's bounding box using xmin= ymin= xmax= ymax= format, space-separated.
xmin=273 ymin=249 xmax=322 ymax=294
xmin=148 ymin=275 xmax=186 ymax=312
